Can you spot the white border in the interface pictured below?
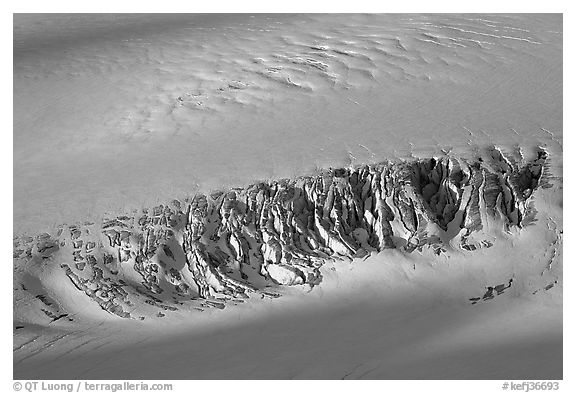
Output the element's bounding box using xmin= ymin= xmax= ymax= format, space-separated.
xmin=3 ymin=2 xmax=571 ymax=392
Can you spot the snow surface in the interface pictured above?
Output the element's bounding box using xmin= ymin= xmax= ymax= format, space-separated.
xmin=14 ymin=13 xmax=562 ymax=233
xmin=13 ymin=14 xmax=562 ymax=379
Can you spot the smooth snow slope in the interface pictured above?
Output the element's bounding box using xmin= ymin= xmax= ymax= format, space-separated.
xmin=14 ymin=14 xmax=562 ymax=233
xmin=13 ymin=14 xmax=562 ymax=380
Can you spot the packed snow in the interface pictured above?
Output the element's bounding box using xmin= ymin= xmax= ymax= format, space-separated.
xmin=13 ymin=13 xmax=562 ymax=379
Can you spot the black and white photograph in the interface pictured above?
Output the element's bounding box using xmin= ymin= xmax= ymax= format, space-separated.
xmin=8 ymin=3 xmax=567 ymax=388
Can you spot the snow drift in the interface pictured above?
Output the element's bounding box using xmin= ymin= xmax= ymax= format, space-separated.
xmin=13 ymin=14 xmax=562 ymax=379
